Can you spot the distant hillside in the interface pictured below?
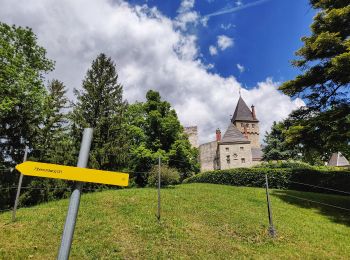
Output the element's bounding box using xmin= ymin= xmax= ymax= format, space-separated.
xmin=1 ymin=184 xmax=350 ymax=259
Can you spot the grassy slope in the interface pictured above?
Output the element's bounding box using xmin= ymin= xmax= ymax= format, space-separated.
xmin=0 ymin=183 xmax=350 ymax=259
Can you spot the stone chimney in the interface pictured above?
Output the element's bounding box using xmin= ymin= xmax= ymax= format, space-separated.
xmin=216 ymin=128 xmax=221 ymax=142
xmin=251 ymin=105 xmax=256 ymax=120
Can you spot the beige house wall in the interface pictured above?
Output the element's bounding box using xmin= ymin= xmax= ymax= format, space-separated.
xmin=234 ymin=122 xmax=260 ymax=148
xmin=218 ymin=143 xmax=253 ymax=170
xmin=199 ymin=141 xmax=217 ymax=172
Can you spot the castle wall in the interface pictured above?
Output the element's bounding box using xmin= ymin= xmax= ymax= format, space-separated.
xmin=218 ymin=143 xmax=253 ymax=170
xmin=234 ymin=122 xmax=260 ymax=148
xmin=184 ymin=126 xmax=198 ymax=148
xmin=199 ymin=141 xmax=217 ymax=172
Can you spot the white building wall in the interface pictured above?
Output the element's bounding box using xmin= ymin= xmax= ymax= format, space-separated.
xmin=218 ymin=143 xmax=253 ymax=170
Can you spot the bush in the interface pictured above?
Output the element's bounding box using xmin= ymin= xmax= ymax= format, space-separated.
xmin=183 ymin=168 xmax=290 ymax=189
xmin=255 ymin=160 xmax=313 ymax=169
xmin=148 ymin=165 xmax=180 ymax=187
xmin=183 ymin=167 xmax=350 ymax=195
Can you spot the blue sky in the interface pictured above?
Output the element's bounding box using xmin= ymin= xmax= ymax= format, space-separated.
xmin=133 ymin=0 xmax=315 ymax=88
xmin=0 ymin=0 xmax=314 ymax=142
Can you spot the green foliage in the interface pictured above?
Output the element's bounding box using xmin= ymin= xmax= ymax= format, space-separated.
xmin=18 ymin=178 xmax=71 ymax=206
xmin=168 ymin=138 xmax=199 ymax=181
xmin=277 ymin=1 xmax=350 ymax=163
xmin=0 ymin=22 xmax=59 ymax=210
xmin=33 ymin=79 xmax=76 ymax=164
xmin=184 ymin=167 xmax=350 ymax=195
xmin=262 ymin=121 xmax=301 ymax=161
xmin=256 ymin=160 xmax=314 ymax=169
xmin=184 ymin=168 xmax=290 ymax=189
xmin=283 ymin=104 xmax=350 ymax=163
xmin=0 ymin=22 xmax=54 ymax=164
xmin=126 ymin=90 xmax=199 ymax=186
xmin=71 ymin=53 xmax=129 ymax=171
xmin=147 ymin=165 xmax=180 ymax=187
xmin=279 ymin=1 xmax=349 ymax=109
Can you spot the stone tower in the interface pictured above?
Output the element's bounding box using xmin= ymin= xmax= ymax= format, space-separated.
xmin=231 ymin=96 xmax=260 ymax=148
xmin=184 ymin=126 xmax=198 ymax=148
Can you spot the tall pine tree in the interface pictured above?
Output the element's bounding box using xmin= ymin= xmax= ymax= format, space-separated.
xmin=33 ymin=79 xmax=72 ymax=163
xmin=278 ymin=0 xmax=350 ymax=162
xmin=71 ymin=53 xmax=128 ymax=171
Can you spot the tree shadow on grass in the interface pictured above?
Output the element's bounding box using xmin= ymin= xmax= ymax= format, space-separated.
xmin=272 ymin=189 xmax=350 ymax=227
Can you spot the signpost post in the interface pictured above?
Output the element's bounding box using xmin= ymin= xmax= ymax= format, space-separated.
xmin=265 ymin=174 xmax=276 ymax=237
xmin=57 ymin=128 xmax=93 ymax=260
xmin=157 ymin=156 xmax=161 ymax=221
xmin=14 ymin=128 xmax=129 ymax=259
xmin=12 ymin=145 xmax=28 ymax=222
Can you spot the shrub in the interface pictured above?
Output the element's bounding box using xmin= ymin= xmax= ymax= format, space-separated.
xmin=255 ymin=160 xmax=313 ymax=169
xmin=184 ymin=167 xmax=350 ymax=195
xmin=148 ymin=165 xmax=180 ymax=187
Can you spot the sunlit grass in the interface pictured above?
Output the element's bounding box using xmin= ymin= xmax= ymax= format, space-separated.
xmin=0 ymin=183 xmax=349 ymax=259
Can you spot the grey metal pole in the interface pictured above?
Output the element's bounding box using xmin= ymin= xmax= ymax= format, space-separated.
xmin=265 ymin=174 xmax=276 ymax=237
xmin=57 ymin=128 xmax=93 ymax=260
xmin=12 ymin=145 xmax=29 ymax=222
xmin=157 ymin=156 xmax=161 ymax=221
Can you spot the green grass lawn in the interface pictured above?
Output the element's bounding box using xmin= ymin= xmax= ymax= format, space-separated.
xmin=1 ymin=183 xmax=350 ymax=259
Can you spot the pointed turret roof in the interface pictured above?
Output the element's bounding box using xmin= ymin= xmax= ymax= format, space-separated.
xmin=221 ymin=123 xmax=250 ymax=144
xmin=231 ymin=96 xmax=258 ymax=122
xmin=328 ymin=152 xmax=350 ymax=166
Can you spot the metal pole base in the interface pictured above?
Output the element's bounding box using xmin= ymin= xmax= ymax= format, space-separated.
xmin=268 ymin=226 xmax=277 ymax=238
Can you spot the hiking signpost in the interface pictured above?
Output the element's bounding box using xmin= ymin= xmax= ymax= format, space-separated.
xmin=14 ymin=128 xmax=129 ymax=260
xmin=15 ymin=161 xmax=129 ymax=186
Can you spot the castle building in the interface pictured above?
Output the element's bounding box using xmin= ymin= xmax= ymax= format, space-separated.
xmin=198 ymin=96 xmax=263 ymax=172
xmin=184 ymin=126 xmax=198 ymax=148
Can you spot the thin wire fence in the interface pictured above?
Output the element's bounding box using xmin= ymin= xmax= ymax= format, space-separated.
xmin=279 ymin=193 xmax=350 ymax=212
xmin=288 ymin=180 xmax=350 ymax=195
xmin=1 ymin=150 xmax=350 ymax=216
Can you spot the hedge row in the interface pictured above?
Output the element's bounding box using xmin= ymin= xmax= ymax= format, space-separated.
xmin=183 ymin=168 xmax=350 ymax=195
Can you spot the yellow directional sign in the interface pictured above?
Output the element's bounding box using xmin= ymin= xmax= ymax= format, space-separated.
xmin=15 ymin=161 xmax=129 ymax=186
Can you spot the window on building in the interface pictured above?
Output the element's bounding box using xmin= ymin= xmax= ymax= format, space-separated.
xmin=226 ymin=155 xmax=230 ymax=163
xmin=241 ymin=123 xmax=244 ymax=127
xmin=252 ymin=124 xmax=255 ymax=129
xmin=233 ymin=153 xmax=238 ymax=158
xmin=240 ymin=147 xmax=244 ymax=150
xmin=226 ymin=147 xmax=229 ymax=152
xmin=241 ymin=158 xmax=245 ymax=163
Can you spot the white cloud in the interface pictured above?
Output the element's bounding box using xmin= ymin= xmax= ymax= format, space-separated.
xmin=174 ymin=0 xmax=199 ymax=31
xmin=236 ymin=0 xmax=243 ymax=6
xmin=209 ymin=45 xmax=218 ymax=56
xmin=217 ymin=35 xmax=234 ymax=50
xmin=0 ymin=0 xmax=304 ymax=144
xmin=220 ymin=23 xmax=234 ymax=30
xmin=237 ymin=63 xmax=245 ymax=73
